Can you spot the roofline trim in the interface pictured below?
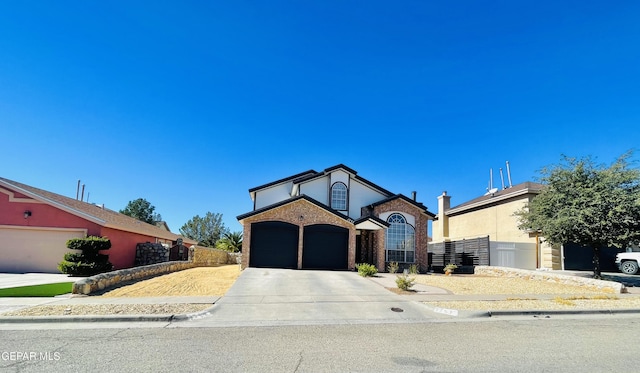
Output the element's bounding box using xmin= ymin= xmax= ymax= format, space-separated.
xmin=237 ymin=194 xmax=353 ymax=223
xmin=0 ymin=179 xmax=107 ymax=226
xmin=248 ymin=169 xmax=317 ymax=193
xmin=446 ymin=187 xmax=541 ymax=215
xmin=370 ymin=194 xmax=436 ymax=218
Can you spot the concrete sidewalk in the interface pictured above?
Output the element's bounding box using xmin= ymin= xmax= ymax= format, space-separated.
xmin=2 ymin=269 xmax=640 ymax=326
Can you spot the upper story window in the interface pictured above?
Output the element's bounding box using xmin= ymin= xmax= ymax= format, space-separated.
xmin=330 ymin=182 xmax=348 ymax=210
xmin=385 ymin=213 xmax=416 ymax=263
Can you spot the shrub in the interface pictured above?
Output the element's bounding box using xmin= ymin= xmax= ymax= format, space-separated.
xmin=58 ymin=236 xmax=113 ymax=276
xmin=356 ymin=263 xmax=378 ymax=277
xmin=395 ymin=273 xmax=416 ymax=291
xmin=408 ymin=264 xmax=418 ymax=275
xmin=387 ymin=261 xmax=399 ymax=274
xmin=443 ymin=263 xmax=458 ymax=275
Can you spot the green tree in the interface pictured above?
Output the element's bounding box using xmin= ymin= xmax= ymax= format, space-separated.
xmin=180 ymin=212 xmax=228 ymax=247
xmin=216 ymin=231 xmax=243 ymax=252
xmin=516 ymin=152 xmax=640 ymax=279
xmin=120 ymin=198 xmax=162 ymax=225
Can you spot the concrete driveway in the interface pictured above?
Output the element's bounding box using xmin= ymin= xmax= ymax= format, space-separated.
xmin=180 ymin=268 xmax=451 ymax=328
xmin=0 ymin=273 xmax=78 ymax=289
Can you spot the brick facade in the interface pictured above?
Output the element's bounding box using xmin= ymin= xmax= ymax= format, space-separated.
xmin=372 ymin=199 xmax=430 ymax=272
xmin=240 ymin=199 xmax=356 ymax=270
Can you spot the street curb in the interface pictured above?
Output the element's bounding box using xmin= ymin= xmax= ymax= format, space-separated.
xmin=0 ymin=305 xmax=217 ymax=324
xmin=0 ymin=314 xmax=174 ymax=323
xmin=486 ymin=308 xmax=640 ymax=317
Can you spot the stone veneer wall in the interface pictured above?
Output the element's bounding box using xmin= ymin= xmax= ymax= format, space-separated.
xmin=474 ymin=266 xmax=624 ymax=293
xmin=72 ymin=261 xmax=195 ymax=295
xmin=134 ymin=242 xmax=169 ymax=266
xmin=192 ymin=245 xmax=241 ymax=266
xmin=373 ymin=199 xmax=430 ymax=272
xmin=72 ymin=246 xmax=241 ymax=295
xmin=240 ymin=199 xmax=356 ymax=270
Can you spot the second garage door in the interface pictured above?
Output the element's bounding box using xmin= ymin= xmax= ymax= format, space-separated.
xmin=302 ymin=224 xmax=348 ymax=270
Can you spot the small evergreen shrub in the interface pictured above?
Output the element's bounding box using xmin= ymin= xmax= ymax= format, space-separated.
xmin=58 ymin=236 xmax=113 ymax=276
xmin=444 ymin=263 xmax=458 ymax=275
xmin=387 ymin=261 xmax=399 ymax=274
xmin=356 ymin=263 xmax=378 ymax=277
xmin=395 ymin=273 xmax=416 ymax=291
xmin=408 ymin=264 xmax=418 ymax=275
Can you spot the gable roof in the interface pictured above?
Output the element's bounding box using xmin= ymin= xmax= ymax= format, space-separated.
xmin=253 ymin=164 xmax=395 ymax=198
xmin=237 ymin=194 xmax=353 ymax=223
xmin=446 ymin=181 xmax=545 ymax=216
xmin=248 ymin=169 xmax=317 ymax=193
xmin=370 ymin=194 xmax=436 ymax=218
xmin=0 ymin=177 xmax=194 ymax=243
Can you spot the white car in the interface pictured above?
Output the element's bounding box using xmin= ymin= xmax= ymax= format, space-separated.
xmin=615 ymin=252 xmax=640 ymax=275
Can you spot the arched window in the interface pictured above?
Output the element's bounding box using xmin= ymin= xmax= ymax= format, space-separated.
xmin=385 ymin=213 xmax=415 ymax=263
xmin=330 ymin=182 xmax=347 ymax=210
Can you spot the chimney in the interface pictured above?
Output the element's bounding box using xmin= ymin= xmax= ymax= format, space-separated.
xmin=436 ymin=191 xmax=451 ymax=240
xmin=411 ymin=191 xmax=417 ymax=201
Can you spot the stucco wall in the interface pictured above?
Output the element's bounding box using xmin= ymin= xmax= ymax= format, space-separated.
xmin=100 ymin=227 xmax=165 ymax=270
xmin=0 ymin=188 xmax=103 ymax=234
xmin=240 ymin=199 xmax=356 ymax=270
xmin=446 ymin=198 xmax=532 ymax=242
xmin=254 ymin=182 xmax=294 ymax=210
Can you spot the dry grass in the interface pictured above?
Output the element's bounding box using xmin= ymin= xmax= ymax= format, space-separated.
xmin=3 ymin=304 xmax=211 ymax=317
xmin=425 ymin=297 xmax=640 ymax=311
xmin=100 ymin=265 xmax=241 ymax=297
xmin=414 ymin=274 xmax=612 ymax=295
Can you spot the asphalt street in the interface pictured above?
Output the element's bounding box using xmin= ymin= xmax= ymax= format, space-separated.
xmin=1 ymin=317 xmax=638 ymax=372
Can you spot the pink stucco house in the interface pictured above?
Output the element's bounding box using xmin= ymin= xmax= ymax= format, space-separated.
xmin=0 ymin=177 xmax=195 ymax=273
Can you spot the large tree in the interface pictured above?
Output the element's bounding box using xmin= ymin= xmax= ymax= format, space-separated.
xmin=180 ymin=212 xmax=229 ymax=247
xmin=120 ymin=198 xmax=163 ymax=225
xmin=516 ymin=152 xmax=640 ymax=279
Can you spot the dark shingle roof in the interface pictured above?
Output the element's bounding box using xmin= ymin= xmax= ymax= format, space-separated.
xmin=369 ymin=194 xmax=436 ymax=218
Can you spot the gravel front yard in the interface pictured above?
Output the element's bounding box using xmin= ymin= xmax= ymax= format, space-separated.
xmin=3 ymin=269 xmax=639 ymax=316
xmin=414 ymin=274 xmax=640 ymax=311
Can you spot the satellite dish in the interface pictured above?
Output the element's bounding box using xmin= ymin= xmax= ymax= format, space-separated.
xmin=484 ymin=188 xmax=499 ymax=196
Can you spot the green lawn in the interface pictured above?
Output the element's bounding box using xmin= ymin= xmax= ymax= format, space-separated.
xmin=0 ymin=282 xmax=74 ymax=297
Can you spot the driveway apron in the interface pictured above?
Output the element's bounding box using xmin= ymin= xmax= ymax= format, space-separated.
xmin=180 ymin=268 xmax=448 ymax=327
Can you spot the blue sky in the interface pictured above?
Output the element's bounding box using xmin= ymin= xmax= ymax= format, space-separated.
xmin=2 ymin=1 xmax=639 ymax=233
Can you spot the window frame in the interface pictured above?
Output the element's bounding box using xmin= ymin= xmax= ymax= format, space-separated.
xmin=330 ymin=182 xmax=348 ymax=211
xmin=384 ymin=213 xmax=416 ymax=263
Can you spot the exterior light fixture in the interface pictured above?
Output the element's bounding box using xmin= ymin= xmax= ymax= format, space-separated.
xmin=24 ymin=210 xmax=32 ymax=219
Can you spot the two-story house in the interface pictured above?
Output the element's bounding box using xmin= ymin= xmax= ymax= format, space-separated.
xmin=237 ymin=165 xmax=435 ymax=272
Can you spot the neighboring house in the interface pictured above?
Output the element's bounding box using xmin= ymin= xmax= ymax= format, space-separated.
xmin=431 ymin=182 xmax=562 ymax=270
xmin=237 ymin=164 xmax=435 ymax=272
xmin=0 ymin=177 xmax=196 ymax=273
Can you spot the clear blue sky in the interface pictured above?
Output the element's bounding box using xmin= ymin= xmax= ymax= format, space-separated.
xmin=2 ymin=1 xmax=639 ymax=234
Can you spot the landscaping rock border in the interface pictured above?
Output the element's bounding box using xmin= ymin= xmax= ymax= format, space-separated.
xmin=474 ymin=266 xmax=625 ymax=293
xmin=72 ymin=246 xmax=242 ymax=295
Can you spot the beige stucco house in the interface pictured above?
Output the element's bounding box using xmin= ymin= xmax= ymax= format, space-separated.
xmin=431 ymin=182 xmax=562 ymax=270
